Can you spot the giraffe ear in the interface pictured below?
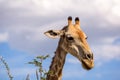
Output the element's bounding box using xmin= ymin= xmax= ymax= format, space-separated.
xmin=44 ymin=30 xmax=64 ymax=39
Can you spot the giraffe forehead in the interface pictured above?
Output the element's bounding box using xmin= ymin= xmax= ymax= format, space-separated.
xmin=66 ymin=25 xmax=90 ymax=47
xmin=66 ymin=29 xmax=90 ymax=50
xmin=67 ymin=25 xmax=85 ymax=39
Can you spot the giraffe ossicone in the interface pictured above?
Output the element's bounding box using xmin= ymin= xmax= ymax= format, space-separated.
xmin=44 ymin=16 xmax=94 ymax=80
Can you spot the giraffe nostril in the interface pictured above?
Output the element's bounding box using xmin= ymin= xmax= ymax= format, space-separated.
xmin=86 ymin=54 xmax=93 ymax=60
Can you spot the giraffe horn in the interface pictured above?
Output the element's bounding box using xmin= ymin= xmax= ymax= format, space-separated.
xmin=75 ymin=17 xmax=80 ymax=25
xmin=68 ymin=16 xmax=72 ymax=25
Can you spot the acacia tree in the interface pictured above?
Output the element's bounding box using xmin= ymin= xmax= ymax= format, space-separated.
xmin=28 ymin=55 xmax=49 ymax=80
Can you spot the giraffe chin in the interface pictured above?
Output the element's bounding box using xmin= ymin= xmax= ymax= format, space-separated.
xmin=81 ymin=59 xmax=94 ymax=70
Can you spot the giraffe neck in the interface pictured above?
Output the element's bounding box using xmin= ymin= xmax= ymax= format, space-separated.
xmin=46 ymin=39 xmax=67 ymax=80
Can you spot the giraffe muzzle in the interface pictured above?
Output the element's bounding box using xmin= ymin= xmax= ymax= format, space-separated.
xmin=81 ymin=58 xmax=94 ymax=70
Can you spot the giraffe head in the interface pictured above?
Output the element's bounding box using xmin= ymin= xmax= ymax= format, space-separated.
xmin=44 ymin=17 xmax=94 ymax=70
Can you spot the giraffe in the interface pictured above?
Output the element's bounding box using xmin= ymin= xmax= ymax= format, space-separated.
xmin=44 ymin=16 xmax=94 ymax=80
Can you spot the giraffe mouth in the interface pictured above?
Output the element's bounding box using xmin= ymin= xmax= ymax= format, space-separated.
xmin=81 ymin=59 xmax=94 ymax=70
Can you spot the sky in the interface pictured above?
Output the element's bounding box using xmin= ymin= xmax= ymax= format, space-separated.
xmin=0 ymin=0 xmax=120 ymax=80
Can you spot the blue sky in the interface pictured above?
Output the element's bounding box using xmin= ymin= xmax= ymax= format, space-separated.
xmin=0 ymin=0 xmax=120 ymax=80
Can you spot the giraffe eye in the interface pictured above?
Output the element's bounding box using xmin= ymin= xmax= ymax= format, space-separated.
xmin=66 ymin=34 xmax=74 ymax=41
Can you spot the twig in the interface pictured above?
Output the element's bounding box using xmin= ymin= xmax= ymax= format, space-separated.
xmin=26 ymin=74 xmax=30 ymax=80
xmin=0 ymin=56 xmax=13 ymax=80
xmin=36 ymin=70 xmax=39 ymax=80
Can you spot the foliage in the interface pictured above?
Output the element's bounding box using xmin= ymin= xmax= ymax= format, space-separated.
xmin=0 ymin=55 xmax=49 ymax=80
xmin=28 ymin=55 xmax=49 ymax=80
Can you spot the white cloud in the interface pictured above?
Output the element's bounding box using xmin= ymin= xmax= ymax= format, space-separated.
xmin=92 ymin=44 xmax=120 ymax=62
xmin=111 ymin=2 xmax=120 ymax=17
xmin=1 ymin=0 xmax=119 ymax=19
xmin=0 ymin=32 xmax=8 ymax=42
xmin=5 ymin=20 xmax=66 ymax=55
xmin=98 ymin=37 xmax=118 ymax=44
